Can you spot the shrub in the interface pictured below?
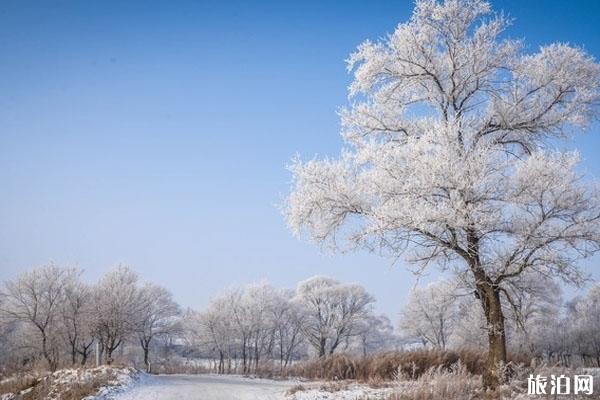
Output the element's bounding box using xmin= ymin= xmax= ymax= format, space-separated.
xmin=286 ymin=384 xmax=307 ymax=395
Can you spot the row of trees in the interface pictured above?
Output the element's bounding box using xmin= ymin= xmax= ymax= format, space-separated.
xmin=0 ymin=265 xmax=180 ymax=373
xmin=185 ymin=276 xmax=399 ymax=374
xmin=0 ymin=267 xmax=400 ymax=376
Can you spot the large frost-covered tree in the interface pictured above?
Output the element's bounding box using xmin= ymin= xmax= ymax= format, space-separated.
xmin=284 ymin=0 xmax=600 ymax=388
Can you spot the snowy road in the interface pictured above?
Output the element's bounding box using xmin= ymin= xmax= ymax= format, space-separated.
xmin=111 ymin=374 xmax=295 ymax=400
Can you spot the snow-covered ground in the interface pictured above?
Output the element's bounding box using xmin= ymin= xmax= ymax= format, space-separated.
xmin=109 ymin=374 xmax=298 ymax=400
xmin=83 ymin=367 xmax=140 ymax=399
xmin=107 ymin=374 xmax=397 ymax=400
xmin=288 ymin=384 xmax=394 ymax=400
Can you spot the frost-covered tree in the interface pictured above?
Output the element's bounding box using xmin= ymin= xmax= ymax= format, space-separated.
xmin=284 ymin=0 xmax=600 ymax=388
xmin=270 ymin=289 xmax=305 ymax=370
xmin=185 ymin=296 xmax=239 ymax=374
xmin=137 ymin=283 xmax=181 ymax=372
xmin=295 ymin=276 xmax=374 ymax=357
xmin=570 ymin=284 xmax=600 ymax=366
xmin=399 ymin=280 xmax=460 ymax=349
xmin=92 ymin=265 xmax=144 ymax=365
xmin=61 ymin=277 xmax=95 ymax=366
xmin=186 ymin=282 xmax=307 ymax=374
xmin=501 ymin=273 xmax=562 ymax=355
xmin=0 ymin=265 xmax=79 ymax=371
xmin=243 ymin=283 xmax=281 ymax=372
xmin=451 ymin=299 xmax=487 ymax=349
xmin=352 ymin=314 xmax=399 ymax=356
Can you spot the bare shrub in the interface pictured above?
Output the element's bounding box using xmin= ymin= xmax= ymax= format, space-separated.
xmin=286 ymin=384 xmax=307 ymax=395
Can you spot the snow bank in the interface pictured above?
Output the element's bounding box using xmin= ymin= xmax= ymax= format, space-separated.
xmin=82 ymin=366 xmax=140 ymax=399
xmin=0 ymin=366 xmax=140 ymax=400
xmin=288 ymin=382 xmax=394 ymax=400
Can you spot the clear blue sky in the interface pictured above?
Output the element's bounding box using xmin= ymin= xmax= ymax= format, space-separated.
xmin=1 ymin=0 xmax=599 ymax=317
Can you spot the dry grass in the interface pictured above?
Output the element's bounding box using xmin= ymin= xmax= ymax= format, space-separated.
xmin=377 ymin=362 xmax=600 ymax=400
xmin=18 ymin=372 xmax=116 ymax=400
xmin=0 ymin=374 xmax=42 ymax=396
xmin=389 ymin=363 xmax=483 ymax=400
xmin=286 ymin=349 xmax=527 ymax=382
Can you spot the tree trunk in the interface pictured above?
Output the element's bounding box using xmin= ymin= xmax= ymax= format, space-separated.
xmin=141 ymin=338 xmax=151 ymax=372
xmin=80 ymin=350 xmax=88 ymax=366
xmin=40 ymin=331 xmax=58 ymax=371
xmin=105 ymin=348 xmax=113 ymax=365
xmin=218 ymin=350 xmax=224 ymax=374
xmin=241 ymin=337 xmax=248 ymax=374
xmin=468 ymin=230 xmax=507 ymax=391
xmin=71 ymin=346 xmax=77 ymax=365
xmin=318 ymin=337 xmax=327 ymax=357
xmin=143 ymin=347 xmax=150 ymax=372
xmin=478 ymin=280 xmax=507 ymax=390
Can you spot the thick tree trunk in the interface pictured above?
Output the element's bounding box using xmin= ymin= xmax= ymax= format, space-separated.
xmin=467 ymin=230 xmax=507 ymax=390
xmin=477 ymin=280 xmax=507 ymax=390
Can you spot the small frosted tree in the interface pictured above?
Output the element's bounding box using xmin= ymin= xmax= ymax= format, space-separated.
xmin=0 ymin=265 xmax=79 ymax=371
xmin=571 ymin=284 xmax=600 ymax=366
xmin=61 ymin=278 xmax=95 ymax=366
xmin=284 ymin=0 xmax=600 ymax=388
xmin=185 ymin=299 xmax=237 ymax=374
xmin=137 ymin=283 xmax=181 ymax=372
xmin=295 ymin=276 xmax=374 ymax=357
xmin=353 ymin=314 xmax=399 ymax=356
xmin=399 ymin=280 xmax=460 ymax=349
xmin=92 ymin=265 xmax=144 ymax=365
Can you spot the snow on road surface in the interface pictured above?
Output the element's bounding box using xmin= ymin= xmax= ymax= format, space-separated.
xmin=111 ymin=374 xmax=295 ymax=400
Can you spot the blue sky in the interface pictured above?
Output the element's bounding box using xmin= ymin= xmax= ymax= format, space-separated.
xmin=1 ymin=0 xmax=599 ymax=317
